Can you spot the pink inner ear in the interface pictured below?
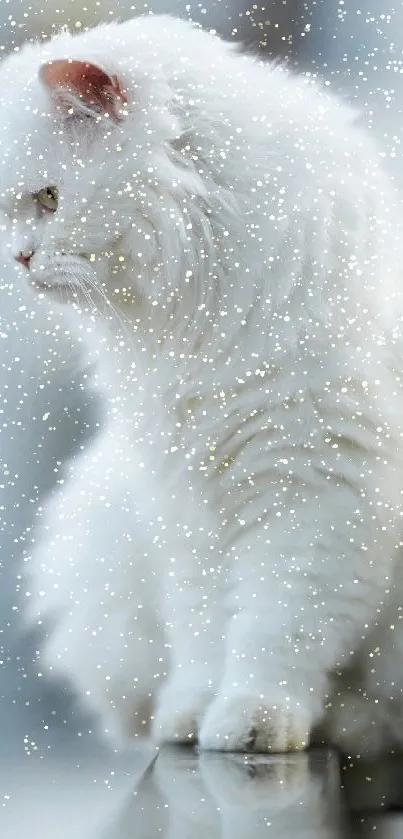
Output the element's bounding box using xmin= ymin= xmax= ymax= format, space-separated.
xmin=40 ymin=60 xmax=128 ymax=121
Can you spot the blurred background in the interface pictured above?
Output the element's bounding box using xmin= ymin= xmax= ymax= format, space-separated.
xmin=0 ymin=1 xmax=402 ymax=835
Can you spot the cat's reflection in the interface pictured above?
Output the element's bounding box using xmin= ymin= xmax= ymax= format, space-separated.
xmin=102 ymin=748 xmax=348 ymax=839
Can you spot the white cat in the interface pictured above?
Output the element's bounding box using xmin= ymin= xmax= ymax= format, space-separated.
xmin=2 ymin=14 xmax=403 ymax=755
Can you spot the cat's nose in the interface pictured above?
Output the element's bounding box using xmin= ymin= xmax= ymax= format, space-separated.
xmin=15 ymin=250 xmax=33 ymax=269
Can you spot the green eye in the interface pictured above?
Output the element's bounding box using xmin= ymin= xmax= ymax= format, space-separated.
xmin=36 ymin=186 xmax=58 ymax=211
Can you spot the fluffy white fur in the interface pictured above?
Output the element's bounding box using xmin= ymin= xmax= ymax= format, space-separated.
xmin=2 ymin=15 xmax=403 ymax=755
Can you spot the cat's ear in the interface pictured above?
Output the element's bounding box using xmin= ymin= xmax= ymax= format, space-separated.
xmin=39 ymin=60 xmax=128 ymax=122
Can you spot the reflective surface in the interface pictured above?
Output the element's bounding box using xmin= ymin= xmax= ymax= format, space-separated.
xmin=343 ymin=754 xmax=403 ymax=813
xmin=0 ymin=737 xmax=155 ymax=838
xmin=102 ymin=748 xmax=347 ymax=839
xmin=4 ymin=734 xmax=403 ymax=837
xmin=356 ymin=819 xmax=403 ymax=838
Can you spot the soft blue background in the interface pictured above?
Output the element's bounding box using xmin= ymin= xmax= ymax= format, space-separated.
xmin=0 ymin=2 xmax=401 ymax=834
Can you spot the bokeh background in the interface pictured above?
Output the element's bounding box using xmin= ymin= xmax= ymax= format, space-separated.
xmin=0 ymin=2 xmax=402 ymax=834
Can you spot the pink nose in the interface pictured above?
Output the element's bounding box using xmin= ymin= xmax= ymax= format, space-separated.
xmin=15 ymin=252 xmax=32 ymax=269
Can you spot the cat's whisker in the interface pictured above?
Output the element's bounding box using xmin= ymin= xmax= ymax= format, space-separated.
xmin=74 ymin=277 xmax=97 ymax=314
xmin=84 ymin=276 xmax=133 ymax=338
xmin=65 ymin=268 xmax=136 ymax=355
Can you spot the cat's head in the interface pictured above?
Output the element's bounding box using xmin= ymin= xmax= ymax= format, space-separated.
xmin=0 ymin=17 xmax=215 ymax=313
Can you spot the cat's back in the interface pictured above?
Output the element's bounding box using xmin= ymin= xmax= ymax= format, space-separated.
xmin=128 ymin=18 xmax=401 ymax=218
xmin=112 ymin=16 xmax=403 ymax=340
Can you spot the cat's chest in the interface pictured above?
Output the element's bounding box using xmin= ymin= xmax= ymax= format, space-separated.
xmin=170 ymin=392 xmax=237 ymax=477
xmin=100 ymin=342 xmax=276 ymax=496
xmin=112 ymin=374 xmax=241 ymax=487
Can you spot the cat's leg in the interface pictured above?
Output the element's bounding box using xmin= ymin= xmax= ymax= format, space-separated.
xmin=152 ymin=597 xmax=224 ymax=743
xmin=324 ymin=683 xmax=390 ymax=758
xmin=152 ymin=500 xmax=225 ymax=744
xmin=318 ymin=662 xmax=390 ymax=757
xmin=26 ymin=427 xmax=167 ymax=745
xmin=326 ymin=593 xmax=403 ymax=756
xmin=359 ymin=586 xmax=403 ymax=754
xmin=198 ymin=409 xmax=402 ymax=752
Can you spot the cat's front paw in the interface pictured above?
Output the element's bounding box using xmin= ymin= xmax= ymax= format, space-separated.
xmin=152 ymin=679 xmax=214 ymax=744
xmin=198 ymin=691 xmax=312 ymax=753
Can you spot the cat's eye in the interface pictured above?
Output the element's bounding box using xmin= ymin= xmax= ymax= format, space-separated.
xmin=36 ymin=186 xmax=58 ymax=212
